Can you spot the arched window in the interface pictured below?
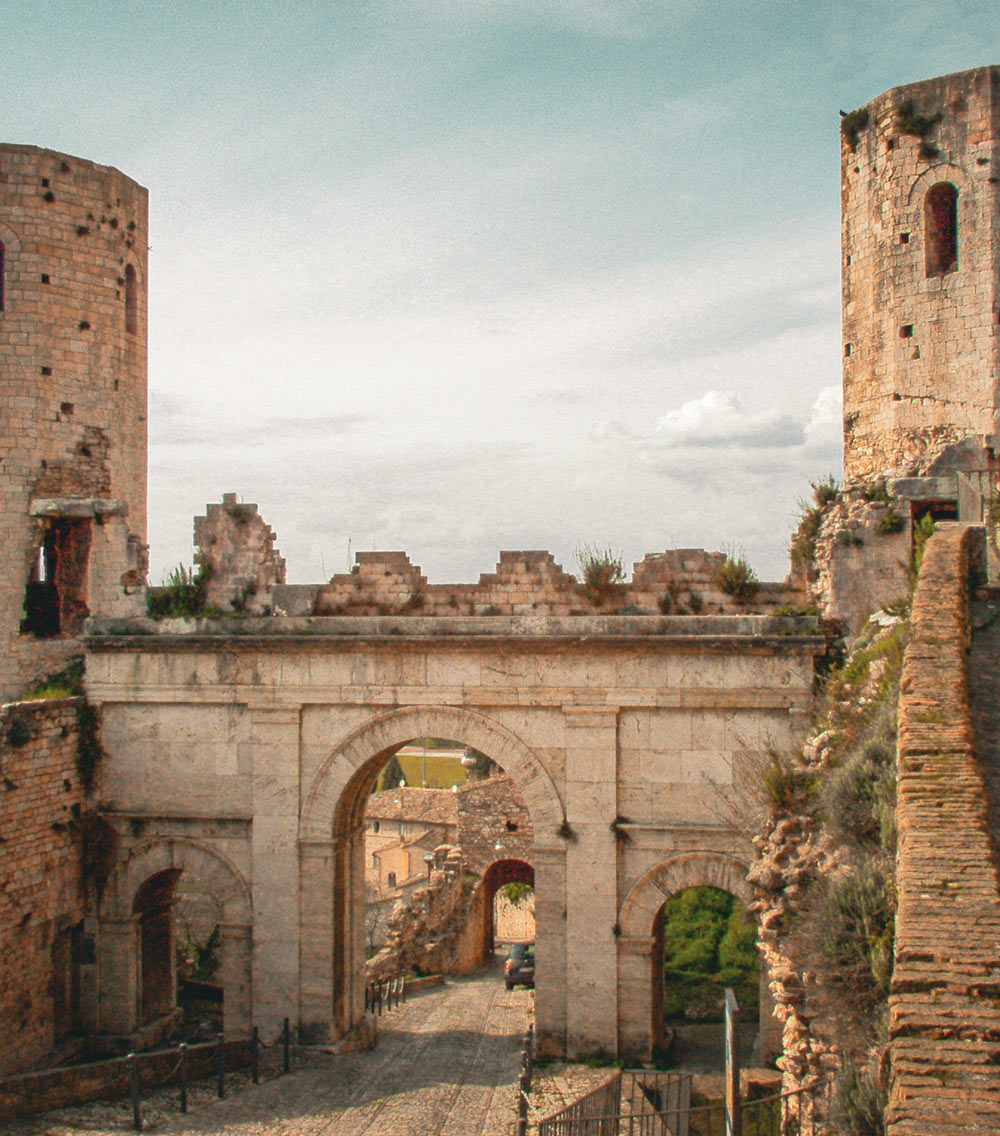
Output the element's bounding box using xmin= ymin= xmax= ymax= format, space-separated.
xmin=124 ymin=263 xmax=137 ymax=334
xmin=924 ymin=182 xmax=958 ymax=277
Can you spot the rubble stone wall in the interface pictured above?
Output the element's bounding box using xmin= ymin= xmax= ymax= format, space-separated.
xmin=0 ymin=698 xmax=86 ymax=1077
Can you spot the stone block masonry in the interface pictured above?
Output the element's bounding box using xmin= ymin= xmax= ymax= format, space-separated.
xmin=0 ymin=145 xmax=149 ymax=702
xmin=0 ymin=698 xmax=87 ymax=1077
xmin=842 ymin=67 xmax=1000 ymax=484
xmin=889 ymin=524 xmax=1000 ymax=1134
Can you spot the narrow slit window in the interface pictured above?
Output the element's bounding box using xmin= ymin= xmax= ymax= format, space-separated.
xmin=124 ymin=263 xmax=137 ymax=334
xmin=0 ymin=241 xmax=5 ymax=311
xmin=924 ymin=182 xmax=958 ymax=276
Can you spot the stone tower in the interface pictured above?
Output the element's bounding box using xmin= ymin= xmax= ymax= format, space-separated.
xmin=841 ymin=66 xmax=1000 ymax=486
xmin=0 ymin=145 xmax=148 ymax=700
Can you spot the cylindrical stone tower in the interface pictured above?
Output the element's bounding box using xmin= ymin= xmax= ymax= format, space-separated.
xmin=0 ymin=145 xmax=148 ymax=700
xmin=841 ymin=66 xmax=1000 ymax=484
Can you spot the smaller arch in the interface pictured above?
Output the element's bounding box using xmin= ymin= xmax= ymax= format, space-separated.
xmin=98 ymin=837 xmax=253 ymax=1039
xmin=924 ymin=182 xmax=958 ymax=277
xmin=124 ymin=263 xmax=137 ymax=334
xmin=102 ymin=837 xmax=252 ymax=924
xmin=482 ymin=857 xmax=534 ymax=955
xmin=619 ymin=852 xmax=751 ymax=940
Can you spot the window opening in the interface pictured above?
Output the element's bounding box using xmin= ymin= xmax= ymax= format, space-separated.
xmin=124 ymin=263 xmax=137 ymax=334
xmin=21 ymin=518 xmax=92 ymax=637
xmin=924 ymin=182 xmax=958 ymax=276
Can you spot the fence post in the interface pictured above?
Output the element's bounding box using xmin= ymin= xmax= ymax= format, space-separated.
xmin=216 ymin=1032 xmax=226 ymax=1098
xmin=517 ymin=1069 xmax=530 ymax=1136
xmin=127 ymin=1053 xmax=141 ymax=1132
xmin=283 ymin=1016 xmax=291 ymax=1074
xmin=252 ymin=1026 xmax=260 ymax=1085
xmin=179 ymin=1042 xmax=188 ymax=1113
xmin=724 ymin=988 xmax=742 ymax=1136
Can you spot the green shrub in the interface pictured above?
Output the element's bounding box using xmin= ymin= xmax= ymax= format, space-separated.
xmin=875 ymin=511 xmax=905 ymax=535
xmin=23 ymin=657 xmax=85 ymax=700
xmin=716 ymin=554 xmax=759 ymax=601
xmin=832 ymin=1060 xmax=887 ymax=1136
xmin=840 ymin=107 xmax=870 ymax=152
xmin=7 ymin=717 xmax=33 ymax=747
xmin=576 ymin=545 xmax=624 ymax=604
xmin=813 ymin=476 xmax=840 ymax=507
xmin=909 ymin=513 xmax=936 ymax=587
xmin=822 ymin=860 xmax=895 ymax=1001
xmin=147 ymin=564 xmax=208 ymax=618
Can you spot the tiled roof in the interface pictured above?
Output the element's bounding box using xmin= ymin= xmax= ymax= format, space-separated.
xmin=367 ymin=786 xmax=459 ymax=825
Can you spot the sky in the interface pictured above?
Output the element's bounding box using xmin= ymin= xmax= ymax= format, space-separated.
xmin=7 ymin=1 xmax=1000 ymax=584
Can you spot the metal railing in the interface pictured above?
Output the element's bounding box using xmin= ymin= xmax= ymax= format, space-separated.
xmin=537 ymin=1072 xmax=832 ymax=1136
xmin=537 ymin=1070 xmax=692 ymax=1136
xmin=364 ymin=974 xmax=407 ymax=1015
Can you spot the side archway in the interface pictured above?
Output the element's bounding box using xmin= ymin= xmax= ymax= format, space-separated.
xmin=298 ymin=705 xmax=563 ymax=1044
xmin=616 ymin=853 xmax=753 ymax=1061
xmin=98 ymin=837 xmax=252 ymax=1038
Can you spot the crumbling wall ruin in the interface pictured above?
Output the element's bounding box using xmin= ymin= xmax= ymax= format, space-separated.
xmin=194 ymin=493 xmax=286 ymax=615
xmin=366 ymin=846 xmax=484 ymax=981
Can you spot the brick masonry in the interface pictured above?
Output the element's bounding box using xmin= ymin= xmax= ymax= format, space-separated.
xmin=0 ymin=698 xmax=86 ymax=1077
xmin=889 ymin=524 xmax=1000 ymax=1133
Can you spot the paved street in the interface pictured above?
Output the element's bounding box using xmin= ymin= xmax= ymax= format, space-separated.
xmin=14 ymin=961 xmax=533 ymax=1136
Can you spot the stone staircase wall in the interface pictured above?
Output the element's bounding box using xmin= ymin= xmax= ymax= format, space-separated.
xmin=889 ymin=524 xmax=1000 ymax=1134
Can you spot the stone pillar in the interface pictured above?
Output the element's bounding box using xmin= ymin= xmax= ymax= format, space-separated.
xmin=298 ymin=839 xmax=334 ymax=1044
xmin=617 ymin=936 xmax=656 ymax=1061
xmin=249 ymin=705 xmax=302 ymax=1039
xmin=533 ymin=843 xmax=568 ymax=1058
xmin=97 ymin=917 xmax=140 ymax=1034
xmin=562 ymin=705 xmax=619 ymax=1056
xmin=220 ymin=922 xmax=253 ymax=1039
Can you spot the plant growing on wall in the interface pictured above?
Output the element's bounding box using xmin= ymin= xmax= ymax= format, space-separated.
xmin=840 ymin=106 xmax=870 ymax=152
xmin=576 ymin=545 xmax=624 ymax=604
xmin=716 ymin=552 xmax=760 ymax=601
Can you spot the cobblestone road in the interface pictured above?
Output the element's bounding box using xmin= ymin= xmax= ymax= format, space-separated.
xmin=15 ymin=963 xmax=532 ymax=1136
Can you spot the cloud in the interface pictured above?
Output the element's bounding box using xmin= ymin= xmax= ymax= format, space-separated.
xmin=652 ymin=390 xmax=804 ymax=449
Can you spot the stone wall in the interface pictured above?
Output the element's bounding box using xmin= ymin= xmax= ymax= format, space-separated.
xmin=194 ymin=494 xmax=286 ymax=615
xmin=456 ymin=775 xmax=533 ymax=875
xmin=301 ymin=547 xmax=802 ymax=618
xmin=842 ymin=67 xmax=1000 ymax=484
xmin=367 ymin=846 xmax=484 ymax=981
xmin=0 ymin=698 xmax=87 ymax=1077
xmin=0 ymin=145 xmax=149 ymax=702
xmin=888 ymin=524 xmax=1000 ymax=1133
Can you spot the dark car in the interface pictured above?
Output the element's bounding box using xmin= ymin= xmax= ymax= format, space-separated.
xmin=504 ymin=941 xmax=535 ymax=990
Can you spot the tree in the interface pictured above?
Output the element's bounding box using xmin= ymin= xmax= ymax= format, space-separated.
xmin=378 ymin=752 xmax=406 ymax=791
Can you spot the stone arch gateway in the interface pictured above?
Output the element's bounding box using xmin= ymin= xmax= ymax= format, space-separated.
xmin=86 ymin=613 xmax=822 ymax=1057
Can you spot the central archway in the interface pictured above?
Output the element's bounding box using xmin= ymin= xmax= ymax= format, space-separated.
xmin=299 ymin=705 xmax=564 ymax=1045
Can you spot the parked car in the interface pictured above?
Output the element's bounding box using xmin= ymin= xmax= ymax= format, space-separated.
xmin=504 ymin=941 xmax=535 ymax=990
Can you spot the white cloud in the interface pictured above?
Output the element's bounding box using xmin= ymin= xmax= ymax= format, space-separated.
xmin=652 ymin=390 xmax=803 ymax=449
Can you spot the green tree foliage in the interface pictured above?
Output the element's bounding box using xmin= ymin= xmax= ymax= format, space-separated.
xmin=661 ymin=887 xmax=759 ymax=1020
xmin=377 ymin=751 xmax=407 ymax=791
